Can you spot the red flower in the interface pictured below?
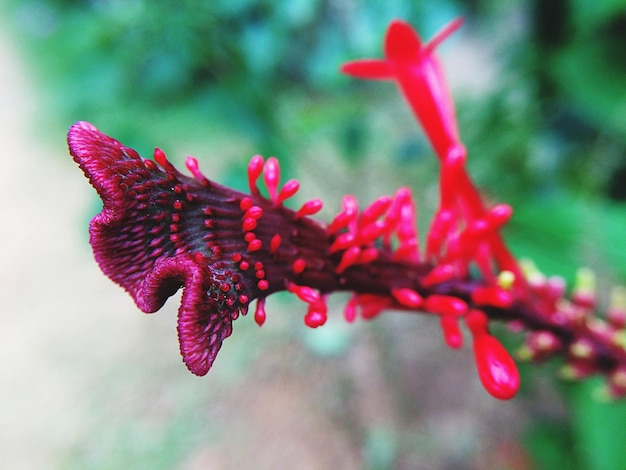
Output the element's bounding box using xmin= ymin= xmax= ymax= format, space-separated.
xmin=69 ymin=19 xmax=626 ymax=400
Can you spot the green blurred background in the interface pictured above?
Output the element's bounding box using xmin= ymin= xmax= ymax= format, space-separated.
xmin=1 ymin=0 xmax=625 ymax=468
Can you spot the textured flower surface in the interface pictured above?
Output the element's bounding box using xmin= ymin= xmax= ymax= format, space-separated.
xmin=69 ymin=19 xmax=626 ymax=400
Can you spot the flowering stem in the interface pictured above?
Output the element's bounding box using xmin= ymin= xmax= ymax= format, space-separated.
xmin=68 ymin=18 xmax=626 ymax=400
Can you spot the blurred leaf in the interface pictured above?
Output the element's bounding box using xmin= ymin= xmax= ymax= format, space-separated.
xmin=567 ymin=379 xmax=626 ymax=470
xmin=523 ymin=419 xmax=578 ymax=470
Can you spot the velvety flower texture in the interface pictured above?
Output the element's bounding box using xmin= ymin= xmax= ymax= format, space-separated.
xmin=69 ymin=19 xmax=626 ymax=400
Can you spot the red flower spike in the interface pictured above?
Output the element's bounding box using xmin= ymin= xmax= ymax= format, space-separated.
xmin=391 ymin=288 xmax=423 ymax=309
xmin=70 ymin=18 xmax=626 ymax=400
xmin=440 ymin=315 xmax=463 ymax=349
xmin=263 ymin=156 xmax=280 ymax=203
xmin=247 ymin=155 xmax=264 ymax=195
xmin=295 ymin=199 xmax=323 ymax=219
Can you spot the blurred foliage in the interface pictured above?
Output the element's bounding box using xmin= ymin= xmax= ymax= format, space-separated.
xmin=4 ymin=0 xmax=626 ymax=468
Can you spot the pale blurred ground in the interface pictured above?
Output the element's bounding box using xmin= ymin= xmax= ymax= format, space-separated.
xmin=0 ymin=19 xmax=547 ymax=470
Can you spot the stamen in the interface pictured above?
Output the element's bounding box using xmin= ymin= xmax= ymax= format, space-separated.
xmin=423 ymin=17 xmax=464 ymax=54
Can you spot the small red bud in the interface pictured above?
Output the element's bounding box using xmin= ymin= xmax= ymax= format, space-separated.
xmin=295 ymin=199 xmax=323 ymax=219
xmin=247 ymin=155 xmax=264 ymax=194
xmin=277 ymin=179 xmax=300 ymax=204
xmin=440 ymin=315 xmax=463 ymax=349
xmin=391 ymin=288 xmax=423 ymax=308
xmin=263 ymin=157 xmax=280 ymax=202
xmin=292 ymin=259 xmax=306 ymax=274
xmin=254 ymin=298 xmax=267 ymax=326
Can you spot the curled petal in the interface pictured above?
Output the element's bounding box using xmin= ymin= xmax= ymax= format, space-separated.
xmin=69 ymin=121 xmax=178 ymax=299
xmin=141 ymin=254 xmax=237 ymax=376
